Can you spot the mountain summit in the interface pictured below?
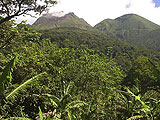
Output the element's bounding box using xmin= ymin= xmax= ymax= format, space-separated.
xmin=94 ymin=14 xmax=159 ymax=34
xmin=33 ymin=13 xmax=160 ymax=52
xmin=94 ymin=14 xmax=160 ymax=50
xmin=33 ymin=12 xmax=92 ymax=30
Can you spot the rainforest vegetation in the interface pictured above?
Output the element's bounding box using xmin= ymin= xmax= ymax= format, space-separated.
xmin=0 ymin=0 xmax=160 ymax=120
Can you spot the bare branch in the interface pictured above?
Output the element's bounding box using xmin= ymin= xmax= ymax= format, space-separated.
xmin=1 ymin=0 xmax=10 ymax=16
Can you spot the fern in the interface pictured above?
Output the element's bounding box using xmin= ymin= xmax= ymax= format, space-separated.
xmin=6 ymin=72 xmax=46 ymax=99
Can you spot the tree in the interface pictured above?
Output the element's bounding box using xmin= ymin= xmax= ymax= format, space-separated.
xmin=0 ymin=20 xmax=20 ymax=50
xmin=0 ymin=0 xmax=57 ymax=24
xmin=122 ymin=56 xmax=160 ymax=94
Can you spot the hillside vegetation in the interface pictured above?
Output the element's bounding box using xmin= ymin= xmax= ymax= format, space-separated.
xmin=39 ymin=27 xmax=160 ymax=71
xmin=1 ymin=12 xmax=160 ymax=120
xmin=94 ymin=14 xmax=160 ymax=51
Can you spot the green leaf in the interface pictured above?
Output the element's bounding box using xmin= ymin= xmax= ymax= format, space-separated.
xmin=50 ymin=98 xmax=58 ymax=107
xmin=65 ymin=81 xmax=74 ymax=95
xmin=127 ymin=115 xmax=144 ymax=120
xmin=39 ymin=106 xmax=43 ymax=120
xmin=6 ymin=72 xmax=46 ymax=99
xmin=0 ymin=56 xmax=16 ymax=94
xmin=42 ymin=94 xmax=60 ymax=107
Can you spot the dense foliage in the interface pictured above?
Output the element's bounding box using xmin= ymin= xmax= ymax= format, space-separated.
xmin=39 ymin=27 xmax=160 ymax=71
xmin=0 ymin=16 xmax=160 ymax=120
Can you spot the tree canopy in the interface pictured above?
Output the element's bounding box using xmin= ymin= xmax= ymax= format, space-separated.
xmin=0 ymin=2 xmax=160 ymax=119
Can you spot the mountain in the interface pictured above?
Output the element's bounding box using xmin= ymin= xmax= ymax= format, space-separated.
xmin=33 ymin=12 xmax=92 ymax=30
xmin=95 ymin=14 xmax=159 ymax=31
xmin=39 ymin=27 xmax=160 ymax=71
xmin=136 ymin=28 xmax=160 ymax=52
xmin=32 ymin=13 xmax=160 ymax=70
xmin=94 ymin=14 xmax=160 ymax=48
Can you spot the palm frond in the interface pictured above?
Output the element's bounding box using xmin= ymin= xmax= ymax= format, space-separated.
xmin=61 ymin=93 xmax=71 ymax=102
xmin=50 ymin=98 xmax=58 ymax=107
xmin=127 ymin=88 xmax=150 ymax=110
xmin=4 ymin=117 xmax=31 ymax=120
xmin=65 ymin=81 xmax=74 ymax=95
xmin=42 ymin=94 xmax=60 ymax=107
xmin=127 ymin=115 xmax=144 ymax=120
xmin=6 ymin=72 xmax=46 ymax=99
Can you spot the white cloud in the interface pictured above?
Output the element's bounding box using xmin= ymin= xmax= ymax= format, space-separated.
xmin=49 ymin=0 xmax=131 ymax=26
xmin=16 ymin=0 xmax=160 ymax=26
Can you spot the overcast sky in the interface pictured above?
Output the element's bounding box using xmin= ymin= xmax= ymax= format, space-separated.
xmin=16 ymin=0 xmax=160 ymax=26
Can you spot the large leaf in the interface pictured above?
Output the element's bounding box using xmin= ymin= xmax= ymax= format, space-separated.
xmin=6 ymin=72 xmax=46 ymax=99
xmin=42 ymin=94 xmax=61 ymax=107
xmin=0 ymin=57 xmax=16 ymax=94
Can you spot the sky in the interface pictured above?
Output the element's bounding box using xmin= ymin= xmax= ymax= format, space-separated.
xmin=153 ymin=0 xmax=160 ymax=7
xmin=16 ymin=0 xmax=160 ymax=26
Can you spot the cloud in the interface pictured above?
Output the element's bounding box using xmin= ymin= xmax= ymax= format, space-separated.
xmin=15 ymin=0 xmax=160 ymax=26
xmin=48 ymin=0 xmax=131 ymax=26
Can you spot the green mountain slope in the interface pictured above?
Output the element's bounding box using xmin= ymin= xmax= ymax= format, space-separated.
xmin=136 ymin=28 xmax=160 ymax=52
xmin=94 ymin=14 xmax=160 ymax=47
xmin=39 ymin=27 xmax=160 ymax=71
xmin=33 ymin=12 xmax=92 ymax=30
xmin=32 ymin=13 xmax=160 ymax=70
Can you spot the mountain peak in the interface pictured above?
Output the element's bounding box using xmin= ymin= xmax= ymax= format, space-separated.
xmin=33 ymin=12 xmax=92 ymax=30
xmin=115 ymin=13 xmax=146 ymax=21
xmin=95 ymin=13 xmax=159 ymax=32
xmin=94 ymin=13 xmax=160 ymax=51
xmin=117 ymin=13 xmax=138 ymax=17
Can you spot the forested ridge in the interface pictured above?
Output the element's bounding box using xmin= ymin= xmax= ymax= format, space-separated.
xmin=0 ymin=1 xmax=160 ymax=120
xmin=38 ymin=27 xmax=160 ymax=71
xmin=94 ymin=14 xmax=160 ymax=52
